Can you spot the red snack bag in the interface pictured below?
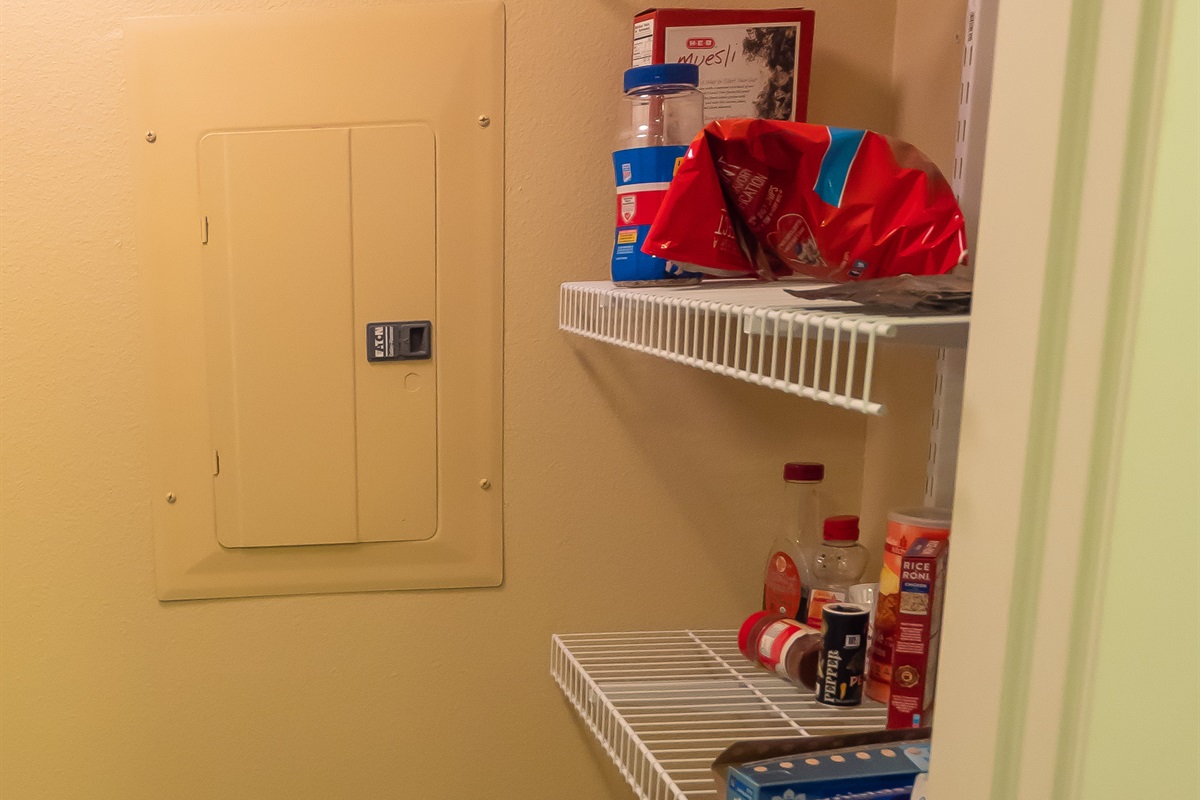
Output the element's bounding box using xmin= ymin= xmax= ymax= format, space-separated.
xmin=642 ymin=119 xmax=967 ymax=281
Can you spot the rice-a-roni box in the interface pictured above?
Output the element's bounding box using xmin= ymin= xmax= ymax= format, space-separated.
xmin=631 ymin=8 xmax=815 ymax=123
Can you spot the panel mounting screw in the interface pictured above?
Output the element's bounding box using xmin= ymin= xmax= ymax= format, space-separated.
xmin=145 ymin=131 xmax=157 ymax=143
xmin=166 ymin=492 xmax=177 ymax=504
xmin=479 ymin=478 xmax=491 ymax=490
xmin=477 ymin=115 xmax=490 ymax=128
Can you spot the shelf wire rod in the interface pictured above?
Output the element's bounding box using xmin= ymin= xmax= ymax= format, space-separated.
xmin=845 ymin=323 xmax=860 ymax=400
xmin=721 ymin=307 xmax=732 ymax=368
xmin=769 ymin=315 xmax=781 ymax=381
xmin=685 ymin=631 xmax=809 ymax=737
xmin=828 ymin=316 xmax=843 ymax=402
xmin=861 ymin=329 xmax=878 ymax=408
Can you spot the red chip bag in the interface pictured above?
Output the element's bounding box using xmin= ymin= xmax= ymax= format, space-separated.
xmin=642 ymin=119 xmax=967 ymax=282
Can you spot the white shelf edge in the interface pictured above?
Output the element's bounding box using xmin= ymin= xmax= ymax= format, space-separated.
xmin=559 ymin=281 xmax=969 ymax=417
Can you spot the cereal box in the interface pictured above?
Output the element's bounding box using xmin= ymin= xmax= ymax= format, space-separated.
xmin=631 ymin=8 xmax=815 ymax=123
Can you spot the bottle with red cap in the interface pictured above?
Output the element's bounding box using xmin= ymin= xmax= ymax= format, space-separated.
xmin=762 ymin=462 xmax=825 ymax=622
xmin=804 ymin=515 xmax=869 ymax=627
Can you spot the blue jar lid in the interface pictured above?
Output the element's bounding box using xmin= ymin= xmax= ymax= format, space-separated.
xmin=623 ymin=63 xmax=700 ymax=92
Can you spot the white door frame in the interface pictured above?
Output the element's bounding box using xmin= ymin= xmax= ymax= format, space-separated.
xmin=928 ymin=0 xmax=1176 ymax=797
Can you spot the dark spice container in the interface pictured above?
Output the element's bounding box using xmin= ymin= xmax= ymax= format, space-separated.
xmin=815 ymin=603 xmax=870 ymax=706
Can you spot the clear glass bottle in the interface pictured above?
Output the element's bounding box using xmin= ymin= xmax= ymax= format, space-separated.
xmin=762 ymin=462 xmax=824 ymax=620
xmin=805 ymin=515 xmax=869 ymax=627
xmin=612 ymin=63 xmax=704 ymax=286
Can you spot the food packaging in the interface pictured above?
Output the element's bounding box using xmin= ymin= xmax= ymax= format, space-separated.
xmin=739 ymin=611 xmax=821 ymax=689
xmin=784 ymin=273 xmax=974 ymax=314
xmin=642 ymin=119 xmax=968 ymax=282
xmin=711 ymin=727 xmax=932 ymax=799
xmin=887 ymin=538 xmax=949 ymax=729
xmin=611 ymin=63 xmax=705 ymax=285
xmin=631 ymin=8 xmax=815 ymax=123
xmin=815 ymin=603 xmax=870 ymax=707
xmin=726 ymin=740 xmax=931 ymax=800
xmin=866 ymin=508 xmax=952 ymax=703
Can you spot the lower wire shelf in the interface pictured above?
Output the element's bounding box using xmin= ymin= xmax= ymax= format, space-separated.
xmin=551 ymin=629 xmax=888 ymax=800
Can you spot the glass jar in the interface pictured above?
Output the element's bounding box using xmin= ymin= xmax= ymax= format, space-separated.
xmin=738 ymin=611 xmax=821 ymax=690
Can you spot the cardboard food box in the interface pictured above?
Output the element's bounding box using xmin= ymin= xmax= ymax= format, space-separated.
xmin=726 ymin=740 xmax=931 ymax=800
xmin=887 ymin=538 xmax=949 ymax=729
xmin=631 ymin=8 xmax=815 ymax=123
xmin=711 ymin=727 xmax=931 ymax=799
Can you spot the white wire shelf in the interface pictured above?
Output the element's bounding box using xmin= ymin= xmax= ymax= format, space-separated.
xmin=559 ymin=281 xmax=969 ymax=415
xmin=551 ymin=629 xmax=888 ymax=800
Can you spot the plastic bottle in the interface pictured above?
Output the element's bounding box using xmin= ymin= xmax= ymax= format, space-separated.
xmin=611 ymin=63 xmax=704 ymax=286
xmin=762 ymin=462 xmax=825 ymax=621
xmin=805 ymin=515 xmax=869 ymax=628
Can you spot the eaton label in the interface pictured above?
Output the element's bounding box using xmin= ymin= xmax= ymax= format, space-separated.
xmin=368 ymin=322 xmax=403 ymax=361
xmin=366 ymin=321 xmax=431 ymax=363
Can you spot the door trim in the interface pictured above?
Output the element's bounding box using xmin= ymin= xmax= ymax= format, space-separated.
xmin=928 ymin=0 xmax=1175 ymax=797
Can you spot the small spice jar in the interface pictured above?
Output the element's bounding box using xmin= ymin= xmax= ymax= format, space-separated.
xmin=738 ymin=611 xmax=822 ymax=689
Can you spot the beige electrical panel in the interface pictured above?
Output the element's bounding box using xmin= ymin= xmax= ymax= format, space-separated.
xmin=127 ymin=4 xmax=503 ymax=598
xmin=199 ymin=125 xmax=438 ymax=547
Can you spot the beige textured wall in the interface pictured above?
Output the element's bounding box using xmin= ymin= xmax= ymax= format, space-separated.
xmin=854 ymin=0 xmax=964 ymax=568
xmin=892 ymin=0 xmax=968 ymax=172
xmin=1 ymin=1 xmax=906 ymax=798
xmin=853 ymin=0 xmax=968 ymax=569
